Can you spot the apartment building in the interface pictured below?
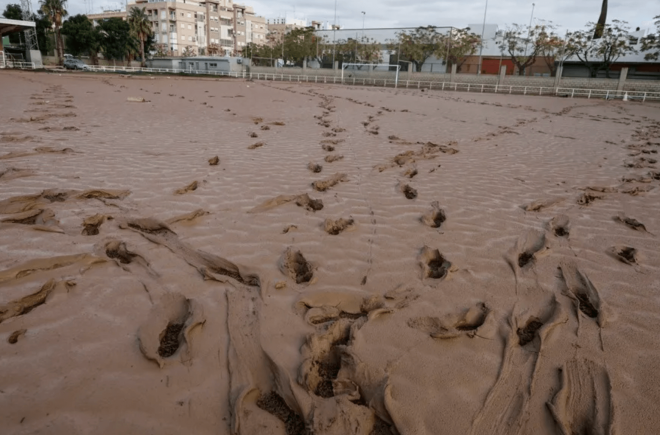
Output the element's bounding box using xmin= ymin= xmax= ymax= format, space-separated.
xmin=89 ymin=0 xmax=267 ymax=57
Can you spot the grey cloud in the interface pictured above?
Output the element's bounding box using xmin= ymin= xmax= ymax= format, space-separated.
xmin=20 ymin=0 xmax=657 ymax=32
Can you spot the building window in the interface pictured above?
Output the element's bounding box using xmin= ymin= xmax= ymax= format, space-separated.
xmin=188 ymin=24 xmax=192 ymax=29
xmin=181 ymin=23 xmax=185 ymax=28
xmin=189 ymin=36 xmax=193 ymax=41
xmin=181 ymin=36 xmax=185 ymax=40
xmin=210 ymin=63 xmax=217 ymax=67
xmin=160 ymin=10 xmax=165 ymax=19
xmin=187 ymin=13 xmax=191 ymax=18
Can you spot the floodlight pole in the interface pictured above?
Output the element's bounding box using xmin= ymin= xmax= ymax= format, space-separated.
xmin=477 ymin=0 xmax=489 ymax=75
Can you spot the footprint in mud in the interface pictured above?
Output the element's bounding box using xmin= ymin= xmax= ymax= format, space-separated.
xmin=248 ymin=193 xmax=323 ymax=213
xmin=419 ymin=246 xmax=452 ymax=280
xmin=248 ymin=132 xmax=258 ymax=138
xmin=248 ymin=142 xmax=264 ymax=150
xmin=324 ymin=154 xmax=343 ymax=163
xmin=607 ymin=246 xmax=638 ymax=265
xmin=279 ymin=248 xmax=313 ymax=284
xmin=577 ymin=192 xmax=603 ymax=206
xmin=283 ymin=224 xmax=298 ymax=234
xmin=614 ymin=214 xmax=647 ymax=232
xmin=137 ymin=293 xmax=205 ymax=368
xmin=408 ymin=302 xmax=492 ymax=339
xmin=517 ymin=318 xmax=543 ymax=346
xmin=307 ymin=162 xmax=323 ymax=173
xmin=550 ymin=215 xmax=570 ymax=238
xmin=82 ymin=214 xmax=107 ymax=236
xmin=401 ymin=184 xmax=418 ymax=200
xmin=312 ymin=173 xmax=347 ymax=192
xmin=421 ymin=202 xmax=446 ymax=228
xmin=105 ymin=240 xmax=139 ymax=264
xmin=0 ymin=167 xmax=36 ymax=181
xmin=256 ymin=392 xmax=307 ymax=435
xmin=559 ymin=261 xmax=605 ymax=326
xmin=0 ymin=279 xmax=57 ymax=324
xmin=507 ymin=229 xmax=548 ymax=270
xmin=323 ymin=218 xmax=355 ymax=235
xmin=404 ymin=168 xmax=418 ymax=179
xmin=523 ymin=198 xmax=563 ymax=212
xmin=260 ymin=125 xmax=270 ymax=131
xmin=294 ymin=194 xmax=324 ymax=211
xmin=322 ymin=144 xmax=335 ymax=152
xmin=165 ymin=209 xmax=209 ymax=225
xmin=208 ymin=156 xmax=219 ymax=166
xmin=175 ymin=181 xmax=198 ymax=195
xmin=77 ymin=189 xmax=130 ymax=201
xmin=8 ymin=329 xmax=27 ymax=344
xmin=547 ymin=359 xmax=613 ymax=435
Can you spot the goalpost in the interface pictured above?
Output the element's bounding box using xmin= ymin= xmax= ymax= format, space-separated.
xmin=341 ymin=63 xmax=402 ymax=88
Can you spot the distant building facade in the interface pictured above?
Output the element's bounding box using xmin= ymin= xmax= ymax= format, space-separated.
xmin=87 ymin=0 xmax=267 ymax=57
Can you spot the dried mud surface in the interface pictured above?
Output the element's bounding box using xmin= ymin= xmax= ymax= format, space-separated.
xmin=1 ymin=71 xmax=659 ymax=435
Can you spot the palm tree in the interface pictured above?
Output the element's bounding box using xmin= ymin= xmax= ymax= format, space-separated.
xmin=594 ymin=0 xmax=608 ymax=39
xmin=128 ymin=6 xmax=152 ymax=67
xmin=40 ymin=0 xmax=67 ymax=65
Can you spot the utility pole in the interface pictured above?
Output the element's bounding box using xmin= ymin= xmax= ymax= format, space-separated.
xmin=476 ymin=0 xmax=488 ymax=75
xmin=523 ymin=3 xmax=535 ymax=75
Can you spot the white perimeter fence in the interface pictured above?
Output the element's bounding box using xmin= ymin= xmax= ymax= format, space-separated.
xmin=0 ymin=52 xmax=35 ymax=70
xmin=4 ymin=62 xmax=660 ymax=102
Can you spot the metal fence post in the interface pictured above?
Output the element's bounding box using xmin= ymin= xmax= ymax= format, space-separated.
xmin=588 ymin=90 xmax=592 ymax=99
xmin=571 ymin=89 xmax=575 ymax=98
xmin=643 ymin=92 xmax=647 ymax=102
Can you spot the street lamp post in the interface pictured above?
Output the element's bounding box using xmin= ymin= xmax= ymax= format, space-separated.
xmin=332 ymin=0 xmax=338 ymax=67
xmin=476 ymin=0 xmax=488 ymax=75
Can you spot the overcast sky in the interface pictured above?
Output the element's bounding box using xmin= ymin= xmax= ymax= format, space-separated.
xmin=2 ymin=0 xmax=657 ymax=32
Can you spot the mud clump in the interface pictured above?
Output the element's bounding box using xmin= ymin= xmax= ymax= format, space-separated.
xmin=248 ymin=142 xmax=264 ymax=150
xmin=280 ymin=248 xmax=313 ymax=284
xmin=208 ymin=156 xmax=219 ymax=165
xmin=322 ymin=144 xmax=335 ymax=152
xmin=324 ymin=218 xmax=355 ymax=235
xmin=157 ymin=323 xmax=184 ymax=357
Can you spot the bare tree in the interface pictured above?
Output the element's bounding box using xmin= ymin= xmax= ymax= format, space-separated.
xmin=642 ymin=15 xmax=660 ymax=61
xmin=498 ymin=24 xmax=549 ymax=76
xmin=570 ymin=20 xmax=637 ymax=78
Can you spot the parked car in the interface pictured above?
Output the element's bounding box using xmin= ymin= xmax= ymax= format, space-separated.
xmin=63 ymin=58 xmax=90 ymax=71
